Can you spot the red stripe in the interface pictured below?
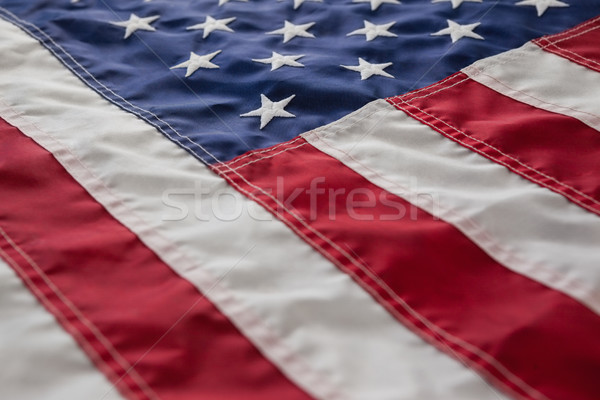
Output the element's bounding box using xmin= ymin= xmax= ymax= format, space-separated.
xmin=534 ymin=16 xmax=600 ymax=74
xmin=0 ymin=117 xmax=311 ymax=400
xmin=387 ymin=72 xmax=600 ymax=216
xmin=218 ymin=137 xmax=600 ymax=400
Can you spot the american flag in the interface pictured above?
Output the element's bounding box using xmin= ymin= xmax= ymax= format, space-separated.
xmin=0 ymin=0 xmax=599 ymax=399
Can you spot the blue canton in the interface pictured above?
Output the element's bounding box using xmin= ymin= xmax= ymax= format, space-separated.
xmin=0 ymin=0 xmax=597 ymax=163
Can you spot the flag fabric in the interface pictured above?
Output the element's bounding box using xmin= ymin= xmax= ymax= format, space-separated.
xmin=0 ymin=0 xmax=599 ymax=399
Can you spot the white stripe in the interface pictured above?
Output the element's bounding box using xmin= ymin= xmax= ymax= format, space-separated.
xmin=0 ymin=17 xmax=507 ymax=400
xmin=0 ymin=257 xmax=123 ymax=400
xmin=464 ymin=42 xmax=600 ymax=132
xmin=304 ymin=99 xmax=600 ymax=316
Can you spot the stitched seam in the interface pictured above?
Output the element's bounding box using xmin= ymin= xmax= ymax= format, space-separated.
xmin=218 ymin=102 xmax=386 ymax=170
xmin=0 ymin=228 xmax=157 ymax=399
xmin=391 ymin=99 xmax=600 ymax=217
xmin=551 ymin=46 xmax=600 ymax=70
xmin=0 ymin=9 xmax=562 ymax=398
xmin=397 ymin=51 xmax=529 ymax=103
xmin=470 ymin=67 xmax=600 ymax=125
xmin=0 ymin=99 xmax=344 ymax=400
xmin=536 ymin=16 xmax=600 ymax=42
xmin=219 ymin=128 xmax=547 ymax=399
xmin=0 ymin=246 xmax=139 ymax=400
xmin=399 ymin=99 xmax=600 ymax=211
xmin=224 ymin=142 xmax=309 ymax=172
xmin=540 ymin=21 xmax=600 ymax=47
xmin=538 ymin=38 xmax=600 ymax=72
xmin=223 ymin=174 xmax=545 ymax=400
xmin=213 ymin=102 xmax=388 ymax=171
xmin=216 ymin=137 xmax=305 ymax=169
xmin=395 ymin=104 xmax=600 ymax=303
xmin=4 ymin=0 xmax=580 ymax=210
xmin=397 ymin=74 xmax=471 ymax=103
xmin=228 ymin=105 xmax=388 ymax=170
xmin=0 ymin=228 xmax=153 ymax=400
xmin=306 ymin=128 xmax=598 ymax=308
xmin=222 ymin=156 xmax=547 ymax=400
xmin=393 ymin=73 xmax=467 ymax=103
xmin=0 ymin=8 xmax=381 ymax=304
xmin=300 ymin=101 xmax=391 ymax=141
xmin=540 ymin=17 xmax=599 ymax=41
xmin=552 ymin=43 xmax=600 ymax=67
xmin=0 ymin=10 xmax=349 ymax=398
xmin=312 ymin=111 xmax=393 ymax=143
xmin=395 ymin=45 xmax=541 ymax=104
xmin=390 ymin=87 xmax=600 ymax=209
xmin=392 ymin=23 xmax=600 ymax=106
xmin=215 ymin=101 xmax=386 ymax=170
xmin=0 ymin=9 xmax=220 ymax=167
xmin=5 ymin=14 xmax=542 ymax=393
xmin=393 ymin=72 xmax=463 ymax=98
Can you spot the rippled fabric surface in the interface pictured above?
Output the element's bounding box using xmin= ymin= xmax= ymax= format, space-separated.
xmin=1 ymin=0 xmax=598 ymax=162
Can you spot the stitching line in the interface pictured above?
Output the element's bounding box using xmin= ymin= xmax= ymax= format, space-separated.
xmin=221 ymin=15 xmax=596 ymax=396
xmin=550 ymin=37 xmax=600 ymax=66
xmin=220 ymin=145 xmax=547 ymax=400
xmin=395 ymin=72 xmax=463 ymax=98
xmin=535 ymin=16 xmax=600 ymax=42
xmin=218 ymin=129 xmax=548 ymax=400
xmin=395 ymin=73 xmax=470 ymax=104
xmin=539 ymin=19 xmax=600 ymax=47
xmin=0 ymin=33 xmax=542 ymax=396
xmin=0 ymin=246 xmax=140 ymax=400
xmin=213 ymin=18 xmax=600 ymax=170
xmin=0 ymin=8 xmax=218 ymax=166
xmin=389 ymin=94 xmax=600 ymax=212
xmin=222 ymin=142 xmax=309 ymax=172
xmin=392 ymin=103 xmax=600 ymax=300
xmin=0 ymin=9 xmax=349 ymax=400
xmin=0 ymin=9 xmax=384 ymax=280
xmin=0 ymin=8 xmax=576 ymax=398
xmin=467 ymin=65 xmax=600 ymax=126
xmin=223 ymin=104 xmax=388 ymax=172
xmin=390 ymin=21 xmax=600 ymax=107
xmin=538 ymin=37 xmax=600 ymax=72
xmin=216 ymin=136 xmax=305 ymax=168
xmin=0 ymin=227 xmax=155 ymax=400
xmin=0 ymin=101 xmax=343 ymax=400
xmin=305 ymin=124 xmax=599 ymax=308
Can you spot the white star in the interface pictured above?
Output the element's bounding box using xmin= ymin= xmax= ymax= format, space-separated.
xmin=285 ymin=0 xmax=323 ymax=9
xmin=187 ymin=16 xmax=236 ymax=39
xmin=516 ymin=0 xmax=568 ymax=16
xmin=431 ymin=19 xmax=484 ymax=43
xmin=341 ymin=58 xmax=394 ymax=80
xmin=241 ymin=94 xmax=296 ymax=129
xmin=431 ymin=0 xmax=482 ymax=9
xmin=170 ymin=50 xmax=222 ymax=77
xmin=110 ymin=14 xmax=160 ymax=39
xmin=352 ymin=0 xmax=401 ymax=11
xmin=347 ymin=20 xmax=397 ymax=41
xmin=253 ymin=52 xmax=305 ymax=71
xmin=267 ymin=21 xmax=316 ymax=43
